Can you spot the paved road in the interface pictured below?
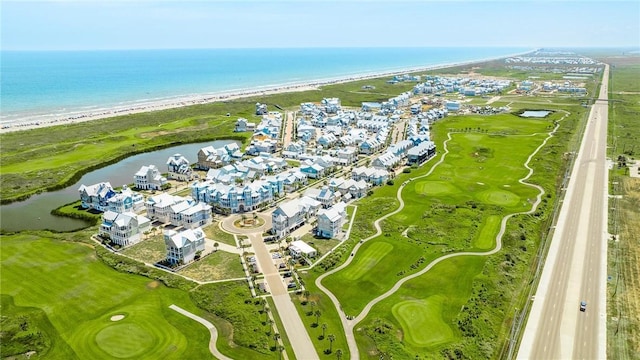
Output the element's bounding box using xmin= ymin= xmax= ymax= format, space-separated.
xmin=517 ymin=65 xmax=609 ymax=360
xmin=247 ymin=233 xmax=320 ymax=360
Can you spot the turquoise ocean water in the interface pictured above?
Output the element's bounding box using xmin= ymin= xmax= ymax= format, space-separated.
xmin=1 ymin=47 xmax=529 ymax=124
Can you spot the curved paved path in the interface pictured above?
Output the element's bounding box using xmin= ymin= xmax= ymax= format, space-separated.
xmin=316 ymin=116 xmax=567 ymax=358
xmin=169 ymin=304 xmax=232 ymax=360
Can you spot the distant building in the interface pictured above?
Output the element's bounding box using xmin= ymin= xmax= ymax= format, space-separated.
xmin=256 ymin=103 xmax=268 ymax=115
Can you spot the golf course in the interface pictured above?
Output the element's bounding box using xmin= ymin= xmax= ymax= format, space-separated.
xmin=0 ymin=234 xmax=214 ymax=359
xmin=318 ymin=111 xmax=568 ymax=358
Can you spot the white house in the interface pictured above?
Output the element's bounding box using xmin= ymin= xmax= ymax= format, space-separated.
xmin=235 ymin=117 xmax=256 ymax=132
xmin=79 ymin=182 xmax=116 ymax=211
xmin=167 ymin=154 xmax=194 ymax=181
xmin=164 ymin=228 xmax=206 ymax=265
xmin=371 ymin=152 xmax=401 ymax=170
xmin=107 ymin=185 xmax=145 ymax=213
xmin=289 ymin=240 xmax=317 ymax=259
xmin=271 ymin=196 xmax=320 ymax=239
xmin=316 ymin=202 xmax=347 ymax=239
xmin=134 ymin=165 xmax=167 ymax=190
xmin=99 ymin=211 xmax=151 ymax=247
xmin=304 ymin=186 xmax=340 ymax=209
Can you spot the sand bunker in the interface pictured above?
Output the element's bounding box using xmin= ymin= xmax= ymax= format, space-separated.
xmin=110 ymin=314 xmax=125 ymax=322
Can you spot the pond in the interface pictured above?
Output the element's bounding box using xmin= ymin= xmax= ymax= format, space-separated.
xmin=0 ymin=139 xmax=239 ymax=233
xmin=519 ymin=110 xmax=552 ymax=118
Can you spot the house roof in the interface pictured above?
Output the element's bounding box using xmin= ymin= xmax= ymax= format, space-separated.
xmin=290 ymin=240 xmax=316 ymax=255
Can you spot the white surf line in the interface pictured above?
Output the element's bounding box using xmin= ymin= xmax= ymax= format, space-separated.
xmin=169 ymin=304 xmax=232 ymax=360
xmin=316 ymin=116 xmax=565 ymax=358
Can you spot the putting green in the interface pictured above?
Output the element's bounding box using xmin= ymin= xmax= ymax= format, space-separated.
xmin=96 ymin=323 xmax=155 ymax=358
xmin=473 ymin=215 xmax=501 ymax=249
xmin=342 ymin=242 xmax=393 ymax=280
xmin=415 ymin=181 xmax=460 ymax=196
xmin=476 ymin=189 xmax=520 ymax=207
xmin=392 ymin=295 xmax=454 ymax=347
xmin=71 ymin=305 xmax=188 ymax=359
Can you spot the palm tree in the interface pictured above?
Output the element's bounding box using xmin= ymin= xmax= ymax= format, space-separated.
xmin=303 ymin=290 xmax=310 ymax=302
xmin=278 ymin=345 xmax=285 ymax=360
xmin=273 ymin=333 xmax=281 ymax=348
xmin=327 ymin=334 xmax=335 ymax=353
xmin=214 ymin=242 xmax=219 ymax=252
xmin=264 ymin=306 xmax=270 ymax=322
xmin=314 ymin=310 xmax=322 ymax=326
xmin=266 ymin=319 xmax=274 ymax=331
xmin=321 ymin=323 xmax=327 ymax=338
xmin=336 ymin=349 xmax=343 ymax=360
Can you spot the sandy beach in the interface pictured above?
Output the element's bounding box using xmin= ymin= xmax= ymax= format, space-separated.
xmin=0 ymin=50 xmax=533 ymax=134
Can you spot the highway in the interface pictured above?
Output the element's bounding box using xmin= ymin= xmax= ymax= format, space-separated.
xmin=517 ymin=64 xmax=609 ymax=359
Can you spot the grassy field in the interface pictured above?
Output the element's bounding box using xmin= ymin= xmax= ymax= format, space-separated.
xmin=605 ymin=57 xmax=640 ymax=360
xmin=179 ymin=250 xmax=245 ymax=281
xmin=202 ymin=221 xmax=237 ymax=247
xmin=0 ymin=74 xmax=417 ymax=204
xmin=322 ymin=113 xmax=551 ymax=315
xmin=121 ymin=233 xmax=167 ymax=264
xmin=0 ymin=234 xmax=213 ymax=359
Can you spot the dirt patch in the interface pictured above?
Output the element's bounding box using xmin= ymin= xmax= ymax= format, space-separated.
xmin=146 ymin=280 xmax=161 ymax=289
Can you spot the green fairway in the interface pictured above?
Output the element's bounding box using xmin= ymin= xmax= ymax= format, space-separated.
xmin=323 ymin=113 xmax=550 ymax=316
xmin=414 ymin=180 xmax=460 ymax=196
xmin=476 ymin=189 xmax=521 ymax=207
xmin=392 ymin=295 xmax=454 ymax=347
xmin=0 ymin=234 xmax=214 ymax=359
xmin=473 ymin=215 xmax=501 ymax=249
xmin=341 ymin=242 xmax=393 ymax=281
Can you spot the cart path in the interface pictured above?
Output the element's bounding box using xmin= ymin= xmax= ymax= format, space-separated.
xmin=169 ymin=304 xmax=233 ymax=360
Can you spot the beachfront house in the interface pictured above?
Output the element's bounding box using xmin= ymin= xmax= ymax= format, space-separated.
xmin=235 ymin=117 xmax=256 ymax=132
xmin=164 ymin=228 xmax=206 ymax=266
xmin=167 ymin=154 xmax=194 ymax=181
xmin=134 ymin=164 xmax=167 ymax=190
xmin=271 ymin=196 xmax=321 ymax=239
xmin=99 ymin=211 xmax=151 ymax=247
xmin=79 ymin=182 xmax=116 ymax=212
xmin=321 ymin=98 xmax=341 ymax=114
xmin=107 ymin=185 xmax=145 ymax=213
xmin=289 ymin=240 xmax=317 ymax=259
xmin=316 ymin=202 xmax=347 ymax=239
xmin=255 ymin=103 xmax=268 ymax=115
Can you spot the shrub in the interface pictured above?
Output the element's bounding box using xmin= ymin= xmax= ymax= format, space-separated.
xmin=386 ymin=179 xmax=395 ymax=186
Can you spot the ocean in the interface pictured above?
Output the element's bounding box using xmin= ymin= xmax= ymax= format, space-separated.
xmin=1 ymin=47 xmax=530 ymax=125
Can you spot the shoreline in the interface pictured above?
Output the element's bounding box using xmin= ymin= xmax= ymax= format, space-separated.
xmin=0 ymin=49 xmax=535 ymax=134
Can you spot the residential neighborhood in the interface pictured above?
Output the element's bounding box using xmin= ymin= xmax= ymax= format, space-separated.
xmin=80 ymin=84 xmax=446 ymax=290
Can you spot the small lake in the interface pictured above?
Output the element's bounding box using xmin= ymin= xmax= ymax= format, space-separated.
xmin=520 ymin=110 xmax=551 ymax=118
xmin=0 ymin=139 xmax=239 ymax=233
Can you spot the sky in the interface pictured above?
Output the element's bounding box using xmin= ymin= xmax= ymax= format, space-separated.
xmin=1 ymin=0 xmax=639 ymax=50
